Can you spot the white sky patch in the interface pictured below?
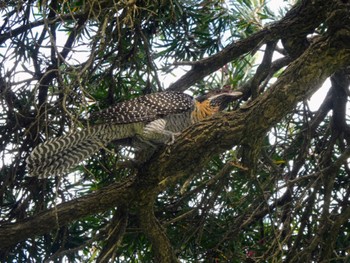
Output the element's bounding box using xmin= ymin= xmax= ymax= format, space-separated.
xmin=267 ymin=0 xmax=295 ymax=14
xmin=308 ymin=79 xmax=331 ymax=111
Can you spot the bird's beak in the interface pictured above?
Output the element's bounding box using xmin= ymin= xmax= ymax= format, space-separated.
xmin=209 ymin=91 xmax=243 ymax=110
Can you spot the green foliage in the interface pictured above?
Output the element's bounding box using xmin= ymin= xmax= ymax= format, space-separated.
xmin=1 ymin=0 xmax=349 ymax=262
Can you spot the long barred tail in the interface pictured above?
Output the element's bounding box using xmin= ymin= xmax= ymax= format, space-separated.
xmin=26 ymin=123 xmax=141 ymax=178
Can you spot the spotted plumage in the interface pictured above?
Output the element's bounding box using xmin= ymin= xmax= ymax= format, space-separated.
xmin=26 ymin=90 xmax=242 ymax=178
xmin=89 ymin=92 xmax=194 ymax=124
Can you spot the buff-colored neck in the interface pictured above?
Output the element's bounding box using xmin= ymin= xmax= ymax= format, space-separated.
xmin=191 ymin=100 xmax=219 ymax=123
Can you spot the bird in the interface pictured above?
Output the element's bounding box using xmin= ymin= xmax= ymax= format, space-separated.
xmin=26 ymin=89 xmax=242 ymax=178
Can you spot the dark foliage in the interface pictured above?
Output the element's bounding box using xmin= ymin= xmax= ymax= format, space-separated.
xmin=0 ymin=0 xmax=349 ymax=262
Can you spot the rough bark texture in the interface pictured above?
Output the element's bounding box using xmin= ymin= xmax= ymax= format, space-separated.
xmin=1 ymin=17 xmax=350 ymax=251
xmin=1 ymin=0 xmax=350 ymax=261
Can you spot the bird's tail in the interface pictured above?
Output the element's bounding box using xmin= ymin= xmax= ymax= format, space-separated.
xmin=26 ymin=123 xmax=141 ymax=178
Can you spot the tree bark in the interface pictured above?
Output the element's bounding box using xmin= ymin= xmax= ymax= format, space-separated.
xmin=1 ymin=0 xmax=350 ymax=255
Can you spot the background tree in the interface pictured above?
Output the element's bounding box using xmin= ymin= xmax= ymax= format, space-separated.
xmin=0 ymin=0 xmax=350 ymax=262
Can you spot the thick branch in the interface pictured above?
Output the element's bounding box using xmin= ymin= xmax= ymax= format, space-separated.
xmin=137 ymin=203 xmax=179 ymax=263
xmin=0 ymin=179 xmax=134 ymax=249
xmin=1 ymin=3 xmax=350 ymax=251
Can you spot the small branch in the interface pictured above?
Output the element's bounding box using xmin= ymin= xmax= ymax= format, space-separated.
xmin=330 ymin=70 xmax=350 ymax=137
xmin=0 ymin=13 xmax=86 ymax=45
xmin=172 ymin=61 xmax=198 ymax=66
xmin=96 ymin=207 xmax=129 ymax=263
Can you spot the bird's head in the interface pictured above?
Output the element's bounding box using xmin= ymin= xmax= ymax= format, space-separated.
xmin=196 ymin=88 xmax=243 ymax=111
xmin=192 ymin=88 xmax=242 ymax=122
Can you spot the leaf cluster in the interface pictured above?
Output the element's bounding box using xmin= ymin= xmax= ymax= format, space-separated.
xmin=0 ymin=0 xmax=350 ymax=262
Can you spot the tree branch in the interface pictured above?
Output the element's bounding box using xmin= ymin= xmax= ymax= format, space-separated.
xmin=0 ymin=178 xmax=134 ymax=249
xmin=153 ymin=21 xmax=350 ymax=186
xmin=0 ymin=13 xmax=86 ymax=45
xmin=167 ymin=0 xmax=330 ymax=92
xmin=1 ymin=1 xmax=350 ymax=253
xmin=137 ymin=202 xmax=179 ymax=263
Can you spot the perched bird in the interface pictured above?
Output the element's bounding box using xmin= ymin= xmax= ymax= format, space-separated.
xmin=26 ymin=89 xmax=242 ymax=178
